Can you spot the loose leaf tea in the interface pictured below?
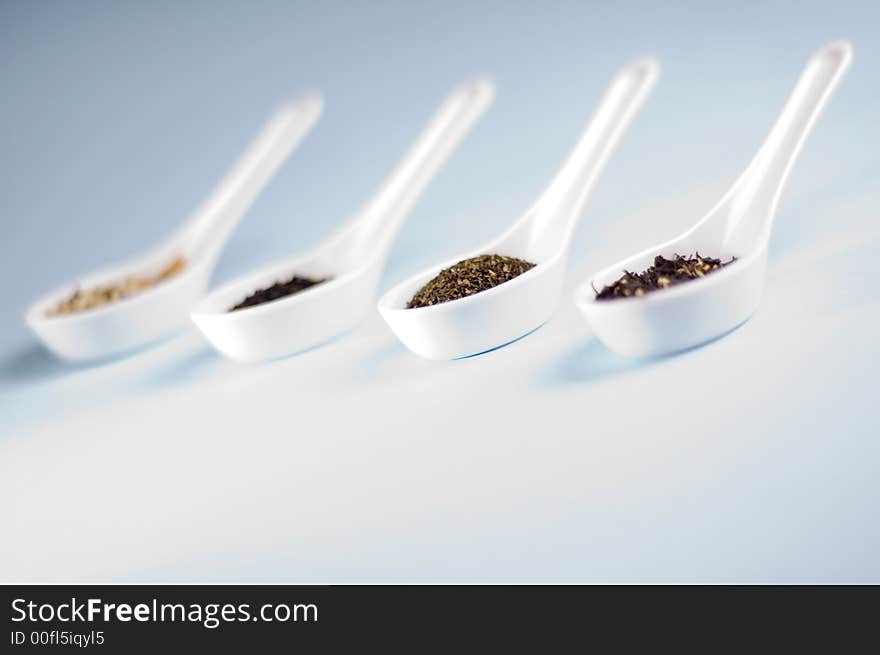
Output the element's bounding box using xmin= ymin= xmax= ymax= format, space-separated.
xmin=407 ymin=254 xmax=536 ymax=308
xmin=595 ymin=253 xmax=735 ymax=300
xmin=48 ymin=256 xmax=186 ymax=316
xmin=230 ymin=275 xmax=327 ymax=311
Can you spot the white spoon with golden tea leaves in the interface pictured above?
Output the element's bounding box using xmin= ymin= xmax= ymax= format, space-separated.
xmin=26 ymin=94 xmax=323 ymax=362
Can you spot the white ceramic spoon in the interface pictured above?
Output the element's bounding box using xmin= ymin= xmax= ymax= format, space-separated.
xmin=378 ymin=58 xmax=659 ymax=360
xmin=191 ymin=79 xmax=495 ymax=363
xmin=25 ymin=94 xmax=323 ymax=362
xmin=576 ymin=41 xmax=852 ymax=358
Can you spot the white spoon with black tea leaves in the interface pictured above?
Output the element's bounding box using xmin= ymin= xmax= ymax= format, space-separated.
xmin=191 ymin=79 xmax=495 ymax=363
xmin=377 ymin=58 xmax=659 ymax=360
xmin=576 ymin=41 xmax=852 ymax=358
xmin=26 ymin=94 xmax=323 ymax=361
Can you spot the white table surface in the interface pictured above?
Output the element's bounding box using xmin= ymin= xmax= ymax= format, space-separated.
xmin=2 ymin=1 xmax=878 ymax=582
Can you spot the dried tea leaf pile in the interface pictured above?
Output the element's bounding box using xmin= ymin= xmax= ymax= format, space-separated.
xmin=407 ymin=254 xmax=536 ymax=308
xmin=230 ymin=275 xmax=327 ymax=311
xmin=49 ymin=256 xmax=186 ymax=316
xmin=595 ymin=253 xmax=734 ymax=300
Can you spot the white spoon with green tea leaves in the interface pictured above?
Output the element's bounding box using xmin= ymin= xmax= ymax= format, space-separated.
xmin=576 ymin=41 xmax=852 ymax=357
xmin=191 ymin=80 xmax=494 ymax=363
xmin=25 ymin=94 xmax=323 ymax=362
xmin=378 ymin=58 xmax=659 ymax=360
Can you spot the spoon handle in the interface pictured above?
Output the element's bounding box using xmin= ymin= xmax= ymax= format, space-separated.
xmin=529 ymin=58 xmax=659 ymax=251
xmin=347 ymin=79 xmax=495 ymax=256
xmin=722 ymin=41 xmax=852 ymax=249
xmin=176 ymin=94 xmax=323 ymax=262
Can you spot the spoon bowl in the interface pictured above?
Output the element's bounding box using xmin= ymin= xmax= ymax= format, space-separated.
xmin=26 ymin=247 xmax=217 ymax=362
xmin=25 ymin=94 xmax=323 ymax=361
xmin=192 ymin=80 xmax=495 ymax=363
xmin=376 ymin=223 xmax=571 ymax=359
xmin=581 ymin=240 xmax=768 ymax=358
xmin=379 ymin=58 xmax=659 ymax=360
xmin=576 ymin=41 xmax=852 ymax=358
xmin=190 ymin=232 xmax=386 ymax=362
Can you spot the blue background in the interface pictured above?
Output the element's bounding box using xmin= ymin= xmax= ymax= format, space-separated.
xmin=1 ymin=1 xmax=878 ymax=582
